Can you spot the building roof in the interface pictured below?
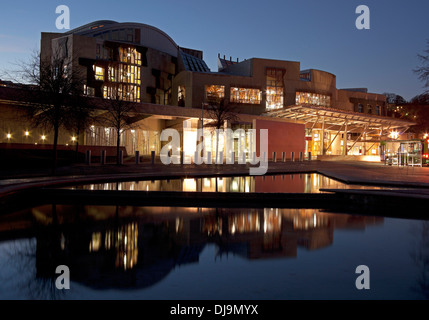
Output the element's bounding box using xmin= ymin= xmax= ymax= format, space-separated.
xmin=180 ymin=51 xmax=210 ymax=73
xmin=63 ymin=20 xmax=179 ymax=57
xmin=218 ymin=56 xmax=239 ymax=71
xmin=263 ymin=104 xmax=415 ymax=132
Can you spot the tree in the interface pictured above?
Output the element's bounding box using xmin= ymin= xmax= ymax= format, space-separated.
xmin=383 ymin=92 xmax=408 ymax=118
xmin=12 ymin=49 xmax=86 ymax=175
xmin=407 ymin=94 xmax=429 ymax=135
xmin=204 ymin=95 xmax=239 ymax=164
xmin=64 ymin=95 xmax=95 ymax=159
xmin=99 ymin=94 xmax=138 ymax=165
xmin=415 ymin=40 xmax=429 ymax=92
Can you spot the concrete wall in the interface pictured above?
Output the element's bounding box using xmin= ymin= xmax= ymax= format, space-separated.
xmin=337 ymin=89 xmax=387 ymax=114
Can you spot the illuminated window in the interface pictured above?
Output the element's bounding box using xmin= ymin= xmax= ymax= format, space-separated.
xmin=95 ymin=66 xmax=104 ymax=81
xmin=103 ymin=84 xmax=140 ymax=102
xmin=295 ymin=92 xmax=331 ymax=107
xmin=230 ymin=87 xmax=261 ymax=104
xmin=119 ymin=47 xmax=141 ymax=66
xmin=205 ymin=85 xmax=225 ymax=100
xmin=83 ymin=85 xmax=95 ymax=97
xmin=266 ymin=68 xmax=284 ymax=110
xmin=177 ymin=86 xmax=186 ymax=107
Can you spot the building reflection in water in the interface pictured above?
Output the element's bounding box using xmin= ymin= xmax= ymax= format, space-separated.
xmin=74 ymin=173 xmax=391 ymax=194
xmin=14 ymin=205 xmax=383 ymax=291
xmin=89 ymin=222 xmax=138 ymax=271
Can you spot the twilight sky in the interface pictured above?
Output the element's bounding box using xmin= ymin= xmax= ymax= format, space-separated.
xmin=0 ymin=0 xmax=428 ymax=101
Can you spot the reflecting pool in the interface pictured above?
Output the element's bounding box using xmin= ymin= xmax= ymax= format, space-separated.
xmin=0 ymin=204 xmax=427 ymax=299
xmin=70 ymin=173 xmax=400 ymax=193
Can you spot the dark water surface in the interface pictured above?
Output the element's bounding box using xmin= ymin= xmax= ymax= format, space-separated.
xmin=0 ymin=204 xmax=427 ymax=300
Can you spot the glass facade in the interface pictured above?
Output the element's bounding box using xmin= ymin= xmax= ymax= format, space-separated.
xmin=205 ymin=85 xmax=225 ymax=100
xmin=230 ymin=87 xmax=261 ymax=104
xmin=266 ymin=68 xmax=284 ymax=110
xmin=86 ymin=126 xmax=160 ymax=156
xmin=94 ymin=46 xmax=142 ymax=103
xmin=295 ymin=92 xmax=331 ymax=107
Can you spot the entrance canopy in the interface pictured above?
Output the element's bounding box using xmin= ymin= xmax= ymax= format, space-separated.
xmin=262 ymin=104 xmax=415 ymax=135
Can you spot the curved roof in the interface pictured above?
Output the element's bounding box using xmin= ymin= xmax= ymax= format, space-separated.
xmin=65 ymin=20 xmax=179 ymax=57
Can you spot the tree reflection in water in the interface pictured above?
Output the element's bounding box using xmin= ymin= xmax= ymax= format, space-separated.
xmin=2 ymin=237 xmax=67 ymax=300
xmin=410 ymin=221 xmax=429 ymax=299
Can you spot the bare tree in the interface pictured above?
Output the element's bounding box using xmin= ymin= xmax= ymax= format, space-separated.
xmin=99 ymin=93 xmax=138 ymax=165
xmin=204 ymin=95 xmax=239 ymax=164
xmin=10 ymin=49 xmax=86 ymax=174
xmin=415 ymin=40 xmax=429 ymax=92
xmin=65 ymin=95 xmax=95 ymax=159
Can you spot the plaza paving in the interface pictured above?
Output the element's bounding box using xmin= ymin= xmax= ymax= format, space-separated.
xmin=1 ymin=160 xmax=429 ymax=197
xmin=0 ymin=160 xmax=428 ymax=220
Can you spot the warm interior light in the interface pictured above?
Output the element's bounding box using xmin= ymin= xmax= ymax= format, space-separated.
xmin=6 ymin=133 xmax=11 ymax=139
xmin=41 ymin=135 xmax=46 ymax=140
xmin=389 ymin=131 xmax=399 ymax=139
xmin=71 ymin=136 xmax=76 ymax=141
xmin=25 ymin=131 xmax=29 ymax=136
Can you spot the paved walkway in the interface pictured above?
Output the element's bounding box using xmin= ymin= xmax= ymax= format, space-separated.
xmin=1 ymin=160 xmax=429 ymax=198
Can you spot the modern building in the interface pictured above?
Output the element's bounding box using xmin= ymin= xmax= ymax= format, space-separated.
xmin=0 ymin=20 xmax=416 ymax=161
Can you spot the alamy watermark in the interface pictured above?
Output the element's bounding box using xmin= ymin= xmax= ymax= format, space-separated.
xmin=355 ymin=265 xmax=370 ymax=290
xmin=356 ymin=5 xmax=370 ymax=30
xmin=55 ymin=5 xmax=70 ymax=30
xmin=55 ymin=265 xmax=70 ymax=290
xmin=160 ymin=127 xmax=269 ymax=175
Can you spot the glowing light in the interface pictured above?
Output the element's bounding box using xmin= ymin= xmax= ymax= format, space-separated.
xmin=25 ymin=131 xmax=29 ymax=136
xmin=41 ymin=135 xmax=46 ymax=140
xmin=389 ymin=131 xmax=399 ymax=139
xmin=71 ymin=136 xmax=76 ymax=142
xmin=6 ymin=133 xmax=11 ymax=139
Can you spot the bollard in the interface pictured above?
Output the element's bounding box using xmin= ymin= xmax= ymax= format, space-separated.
xmin=308 ymin=152 xmax=312 ymax=161
xmin=241 ymin=152 xmax=246 ymax=164
xmin=135 ymin=151 xmax=140 ymax=164
xmin=85 ymin=150 xmax=91 ymax=165
xmin=282 ymin=152 xmax=286 ymax=162
xmin=151 ymin=151 xmax=155 ymax=164
xmin=291 ymin=151 xmax=295 ymax=162
xmin=228 ymin=151 xmax=235 ymax=164
xmin=273 ymin=151 xmax=276 ymax=162
xmin=217 ymin=151 xmax=223 ymax=164
xmin=100 ymin=150 xmax=106 ymax=165
xmin=299 ymin=152 xmax=303 ymax=161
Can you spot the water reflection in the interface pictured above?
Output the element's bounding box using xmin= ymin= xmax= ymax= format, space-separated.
xmin=0 ymin=204 xmax=384 ymax=297
xmin=410 ymin=221 xmax=429 ymax=298
xmin=72 ymin=174 xmax=395 ymax=193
